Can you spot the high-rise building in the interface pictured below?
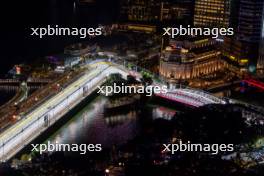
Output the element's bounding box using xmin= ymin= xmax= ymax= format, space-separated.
xmin=257 ymin=2 xmax=264 ymax=74
xmin=194 ymin=0 xmax=231 ymax=27
xmin=258 ymin=40 xmax=264 ymax=74
xmin=123 ymin=0 xmax=158 ymax=22
xmin=223 ymin=0 xmax=264 ymax=73
xmin=160 ymin=0 xmax=194 ymax=24
xmin=120 ymin=0 xmax=193 ymax=24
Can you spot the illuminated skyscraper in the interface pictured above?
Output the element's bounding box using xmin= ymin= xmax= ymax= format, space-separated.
xmin=258 ymin=40 xmax=264 ymax=73
xmin=194 ymin=0 xmax=230 ymax=27
xmin=126 ymin=0 xmax=157 ymax=22
xmin=160 ymin=0 xmax=193 ymax=24
xmin=256 ymin=2 xmax=264 ymax=74
xmin=223 ymin=0 xmax=264 ymax=73
xmin=120 ymin=0 xmax=193 ymax=24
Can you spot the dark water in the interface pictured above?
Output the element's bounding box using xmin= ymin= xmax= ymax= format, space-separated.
xmin=46 ymin=96 xmax=176 ymax=150
xmin=0 ymin=90 xmax=16 ymax=106
xmin=28 ymin=86 xmax=263 ymax=152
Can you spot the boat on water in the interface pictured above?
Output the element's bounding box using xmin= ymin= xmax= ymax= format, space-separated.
xmin=104 ymin=94 xmax=141 ymax=113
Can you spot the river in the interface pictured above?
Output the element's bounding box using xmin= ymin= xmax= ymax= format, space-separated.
xmin=46 ymin=96 xmax=177 ymax=151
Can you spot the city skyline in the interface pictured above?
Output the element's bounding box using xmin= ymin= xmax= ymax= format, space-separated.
xmin=0 ymin=0 xmax=264 ymax=175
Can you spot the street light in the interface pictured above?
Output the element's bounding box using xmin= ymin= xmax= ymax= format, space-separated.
xmin=105 ymin=168 xmax=110 ymax=176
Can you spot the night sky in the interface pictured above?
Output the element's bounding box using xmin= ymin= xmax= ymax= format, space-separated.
xmin=0 ymin=0 xmax=119 ymax=75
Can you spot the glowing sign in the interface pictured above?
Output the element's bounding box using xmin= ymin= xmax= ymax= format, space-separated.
xmin=240 ymin=59 xmax=248 ymax=63
xmin=229 ymin=56 xmax=236 ymax=60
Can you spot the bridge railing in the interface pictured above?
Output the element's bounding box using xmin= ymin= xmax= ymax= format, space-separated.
xmin=109 ymin=58 xmax=227 ymax=104
xmin=0 ymin=79 xmax=20 ymax=83
xmin=0 ymin=65 xmax=113 ymax=161
xmin=88 ymin=57 xmax=227 ymax=105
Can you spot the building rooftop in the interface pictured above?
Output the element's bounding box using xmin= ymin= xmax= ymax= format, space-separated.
xmin=162 ymin=37 xmax=220 ymax=64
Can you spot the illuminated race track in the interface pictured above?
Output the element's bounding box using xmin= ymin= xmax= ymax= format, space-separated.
xmin=0 ymin=61 xmax=226 ymax=161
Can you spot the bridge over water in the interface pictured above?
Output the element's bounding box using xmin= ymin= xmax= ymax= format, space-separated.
xmin=0 ymin=61 xmax=259 ymax=162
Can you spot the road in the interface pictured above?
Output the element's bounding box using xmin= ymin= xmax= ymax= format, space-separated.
xmin=0 ymin=61 xmax=230 ymax=161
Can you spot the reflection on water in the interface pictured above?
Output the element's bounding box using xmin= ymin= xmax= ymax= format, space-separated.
xmin=152 ymin=106 xmax=178 ymax=121
xmin=47 ymin=96 xmax=178 ymax=150
xmin=48 ymin=96 xmax=140 ymax=148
